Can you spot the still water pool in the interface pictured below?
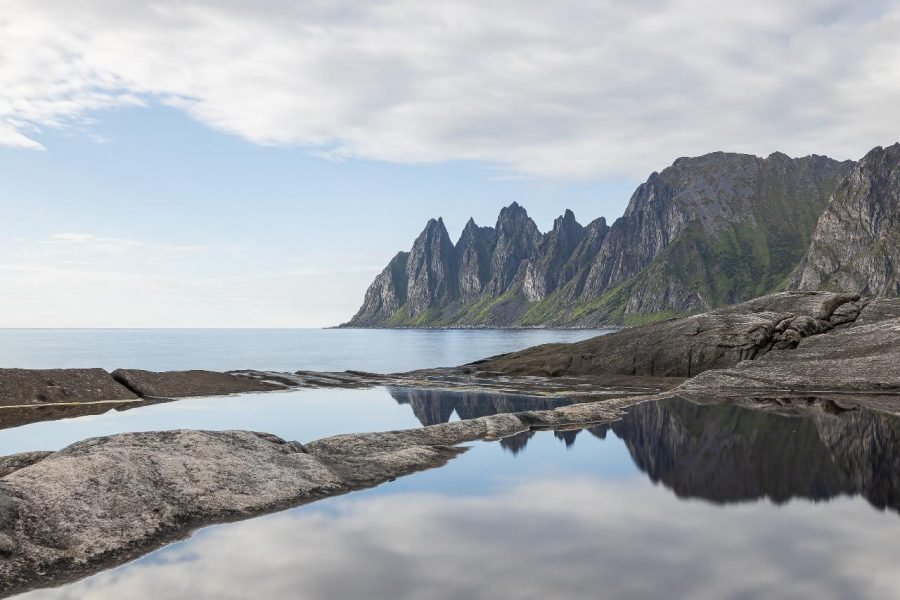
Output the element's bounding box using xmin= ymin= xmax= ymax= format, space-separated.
xmin=12 ymin=396 xmax=900 ymax=599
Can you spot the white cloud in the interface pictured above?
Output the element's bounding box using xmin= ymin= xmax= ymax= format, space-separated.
xmin=1 ymin=0 xmax=899 ymax=177
xmin=43 ymin=233 xmax=143 ymax=251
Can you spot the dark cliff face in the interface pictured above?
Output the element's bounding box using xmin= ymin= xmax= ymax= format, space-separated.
xmin=344 ymin=202 xmax=547 ymax=327
xmin=406 ymin=218 xmax=458 ymax=318
xmin=347 ymin=251 xmax=409 ymax=325
xmin=455 ymin=218 xmax=497 ymax=298
xmin=791 ymin=143 xmax=900 ymax=296
xmin=578 ymin=151 xmax=855 ymax=318
xmin=560 ymin=216 xmax=610 ymax=298
xmin=484 ymin=202 xmax=542 ymax=296
xmin=344 ymin=149 xmax=857 ymax=328
xmin=523 ymin=209 xmax=585 ymax=302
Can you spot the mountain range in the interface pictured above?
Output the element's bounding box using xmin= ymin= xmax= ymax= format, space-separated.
xmin=344 ymin=143 xmax=900 ymax=328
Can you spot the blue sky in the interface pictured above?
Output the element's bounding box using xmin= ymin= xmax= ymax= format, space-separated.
xmin=1 ymin=0 xmax=897 ymax=326
xmin=0 ymin=104 xmax=635 ymax=327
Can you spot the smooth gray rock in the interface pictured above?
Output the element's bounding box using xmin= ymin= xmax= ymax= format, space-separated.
xmin=111 ymin=369 xmax=289 ymax=399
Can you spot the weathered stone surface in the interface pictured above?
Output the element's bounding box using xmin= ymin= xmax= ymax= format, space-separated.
xmin=855 ymin=297 xmax=900 ymax=326
xmin=680 ymin=316 xmax=900 ymax=396
xmin=0 ymin=452 xmax=54 ymax=478
xmin=791 ymin=143 xmax=900 ymax=296
xmin=471 ymin=292 xmax=860 ymax=378
xmin=111 ymin=369 xmax=288 ymax=399
xmin=0 ymin=369 xmax=137 ymax=406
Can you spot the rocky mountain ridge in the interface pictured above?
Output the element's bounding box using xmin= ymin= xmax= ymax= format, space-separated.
xmin=790 ymin=143 xmax=900 ymax=295
xmin=345 ymin=149 xmax=860 ymax=328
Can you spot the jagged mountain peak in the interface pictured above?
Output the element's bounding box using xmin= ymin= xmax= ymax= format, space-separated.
xmin=421 ymin=216 xmax=448 ymax=232
xmin=455 ymin=216 xmax=497 ymax=298
xmin=496 ymin=201 xmax=532 ymax=225
xmin=487 ymin=203 xmax=542 ymax=296
xmin=344 ymin=147 xmax=867 ymax=328
xmin=553 ymin=209 xmax=580 ymax=230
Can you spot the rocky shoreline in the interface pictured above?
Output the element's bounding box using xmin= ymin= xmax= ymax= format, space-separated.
xmin=1 ymin=291 xmax=899 ymax=595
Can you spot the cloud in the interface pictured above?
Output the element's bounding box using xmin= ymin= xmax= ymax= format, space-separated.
xmin=21 ymin=477 xmax=900 ymax=599
xmin=1 ymin=1 xmax=900 ymax=177
xmin=43 ymin=233 xmax=143 ymax=251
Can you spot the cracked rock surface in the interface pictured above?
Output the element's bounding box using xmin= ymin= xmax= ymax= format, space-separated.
xmin=468 ymin=292 xmax=866 ymax=378
xmin=680 ymin=315 xmax=900 ymax=397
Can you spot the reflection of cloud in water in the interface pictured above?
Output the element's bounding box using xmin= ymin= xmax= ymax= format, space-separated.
xmin=21 ymin=477 xmax=900 ymax=600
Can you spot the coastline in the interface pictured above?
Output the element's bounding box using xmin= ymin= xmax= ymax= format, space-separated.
xmin=1 ymin=290 xmax=899 ymax=595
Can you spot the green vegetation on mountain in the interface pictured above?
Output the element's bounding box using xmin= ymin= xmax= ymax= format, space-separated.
xmin=344 ymin=150 xmax=857 ymax=328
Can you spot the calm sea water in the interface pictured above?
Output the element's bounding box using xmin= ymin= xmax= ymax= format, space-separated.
xmin=16 ymin=398 xmax=900 ymax=600
xmin=0 ymin=328 xmax=606 ymax=372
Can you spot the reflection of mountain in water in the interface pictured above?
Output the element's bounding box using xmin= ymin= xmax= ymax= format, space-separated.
xmin=614 ymin=397 xmax=900 ymax=512
xmin=386 ymin=387 xmax=572 ymax=426
xmin=388 ymin=387 xmax=900 ymax=512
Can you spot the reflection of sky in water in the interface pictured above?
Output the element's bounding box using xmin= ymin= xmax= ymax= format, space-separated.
xmin=6 ymin=385 xmax=900 ymax=598
xmin=0 ymin=388 xmax=576 ymax=456
xmin=18 ymin=432 xmax=900 ymax=600
xmin=0 ymin=389 xmax=424 ymax=455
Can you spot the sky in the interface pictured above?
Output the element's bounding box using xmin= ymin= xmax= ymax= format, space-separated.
xmin=1 ymin=0 xmax=899 ymax=327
